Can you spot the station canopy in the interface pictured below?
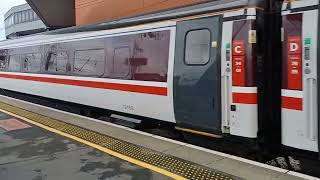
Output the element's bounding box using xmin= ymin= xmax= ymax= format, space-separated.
xmin=26 ymin=0 xmax=75 ymax=29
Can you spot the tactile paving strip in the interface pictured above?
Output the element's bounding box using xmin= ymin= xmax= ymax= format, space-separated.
xmin=0 ymin=102 xmax=241 ymax=180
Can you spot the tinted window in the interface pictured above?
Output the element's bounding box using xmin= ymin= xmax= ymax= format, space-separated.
xmin=107 ymin=30 xmax=170 ymax=82
xmin=185 ymin=29 xmax=211 ymax=65
xmin=113 ymin=47 xmax=130 ymax=77
xmin=8 ymin=55 xmax=21 ymax=71
xmin=45 ymin=51 xmax=68 ymax=73
xmin=23 ymin=53 xmax=41 ymax=73
xmin=74 ymin=49 xmax=105 ymax=76
xmin=0 ymin=50 xmax=7 ymax=71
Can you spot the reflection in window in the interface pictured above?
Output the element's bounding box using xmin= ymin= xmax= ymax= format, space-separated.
xmin=8 ymin=55 xmax=21 ymax=71
xmin=113 ymin=47 xmax=130 ymax=77
xmin=0 ymin=51 xmax=7 ymax=71
xmin=45 ymin=51 xmax=68 ymax=73
xmin=185 ymin=29 xmax=211 ymax=65
xmin=0 ymin=58 xmax=6 ymax=70
xmin=23 ymin=53 xmax=41 ymax=73
xmin=74 ymin=49 xmax=105 ymax=76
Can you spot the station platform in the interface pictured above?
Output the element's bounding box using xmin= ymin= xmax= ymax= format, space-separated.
xmin=0 ymin=95 xmax=317 ymax=180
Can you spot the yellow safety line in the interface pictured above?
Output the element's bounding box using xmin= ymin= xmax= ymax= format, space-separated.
xmin=175 ymin=126 xmax=222 ymax=138
xmin=0 ymin=108 xmax=187 ymax=180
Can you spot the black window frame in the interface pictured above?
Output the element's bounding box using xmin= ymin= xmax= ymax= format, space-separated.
xmin=184 ymin=28 xmax=212 ymax=66
xmin=7 ymin=54 xmax=22 ymax=72
xmin=0 ymin=50 xmax=8 ymax=71
xmin=112 ymin=46 xmax=131 ymax=78
xmin=73 ymin=48 xmax=106 ymax=77
xmin=44 ymin=50 xmax=69 ymax=75
xmin=22 ymin=52 xmax=42 ymax=73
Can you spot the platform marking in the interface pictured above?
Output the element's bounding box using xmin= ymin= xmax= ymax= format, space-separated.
xmin=0 ymin=103 xmax=237 ymax=180
xmin=0 ymin=118 xmax=31 ymax=132
xmin=0 ymin=108 xmax=186 ymax=180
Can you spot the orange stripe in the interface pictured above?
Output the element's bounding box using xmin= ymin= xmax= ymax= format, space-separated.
xmin=232 ymin=92 xmax=257 ymax=104
xmin=282 ymin=96 xmax=303 ymax=111
xmin=0 ymin=74 xmax=167 ymax=96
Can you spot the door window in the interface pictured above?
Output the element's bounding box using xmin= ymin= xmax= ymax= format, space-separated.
xmin=185 ymin=29 xmax=211 ymax=65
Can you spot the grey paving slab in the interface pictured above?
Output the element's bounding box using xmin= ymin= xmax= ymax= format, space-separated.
xmin=206 ymin=158 xmax=289 ymax=180
xmin=274 ymin=173 xmax=308 ymax=180
xmin=99 ymin=126 xmax=153 ymax=143
xmin=163 ymin=145 xmax=226 ymax=166
xmin=0 ymin=112 xmax=172 ymax=180
xmin=0 ymin=125 xmax=85 ymax=165
xmin=0 ymin=148 xmax=171 ymax=180
xmin=0 ymin=128 xmax=5 ymax=134
xmin=101 ymin=129 xmax=183 ymax=153
xmin=128 ymin=135 xmax=184 ymax=153
xmin=0 ymin=113 xmax=11 ymax=120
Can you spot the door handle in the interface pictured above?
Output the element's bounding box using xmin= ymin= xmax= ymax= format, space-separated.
xmin=222 ymin=75 xmax=230 ymax=127
xmin=212 ymin=98 xmax=215 ymax=109
xmin=306 ymin=78 xmax=317 ymax=141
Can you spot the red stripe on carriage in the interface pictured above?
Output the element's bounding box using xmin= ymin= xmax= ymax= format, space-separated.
xmin=232 ymin=92 xmax=257 ymax=104
xmin=0 ymin=74 xmax=167 ymax=96
xmin=281 ymin=96 xmax=303 ymax=111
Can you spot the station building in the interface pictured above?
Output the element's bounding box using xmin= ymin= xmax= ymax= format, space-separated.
xmin=4 ymin=3 xmax=47 ymax=39
xmin=5 ymin=0 xmax=213 ymax=39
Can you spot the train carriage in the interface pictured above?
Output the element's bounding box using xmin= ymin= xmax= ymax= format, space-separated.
xmin=7 ymin=0 xmax=319 ymax=171
xmin=281 ymin=0 xmax=320 ymax=157
xmin=2 ymin=0 xmax=320 ymax=175
xmin=0 ymin=0 xmax=269 ymax=142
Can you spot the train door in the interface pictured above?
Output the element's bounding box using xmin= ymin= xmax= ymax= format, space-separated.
xmin=173 ymin=16 xmax=222 ymax=134
xmin=281 ymin=0 xmax=319 ymax=152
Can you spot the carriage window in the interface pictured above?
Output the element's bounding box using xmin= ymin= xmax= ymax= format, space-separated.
xmin=45 ymin=51 xmax=68 ymax=73
xmin=0 ymin=58 xmax=6 ymax=71
xmin=8 ymin=55 xmax=21 ymax=71
xmin=23 ymin=53 xmax=41 ymax=73
xmin=74 ymin=49 xmax=105 ymax=76
xmin=185 ymin=29 xmax=211 ymax=65
xmin=113 ymin=47 xmax=130 ymax=77
xmin=0 ymin=51 xmax=7 ymax=71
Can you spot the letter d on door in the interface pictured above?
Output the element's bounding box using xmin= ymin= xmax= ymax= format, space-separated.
xmin=290 ymin=43 xmax=299 ymax=52
xmin=288 ymin=36 xmax=302 ymax=55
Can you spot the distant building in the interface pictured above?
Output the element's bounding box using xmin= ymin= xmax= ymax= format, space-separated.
xmin=4 ymin=3 xmax=47 ymax=39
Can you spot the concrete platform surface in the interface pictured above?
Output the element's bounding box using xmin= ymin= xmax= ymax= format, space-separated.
xmin=0 ymin=95 xmax=318 ymax=180
xmin=0 ymin=112 xmax=170 ymax=180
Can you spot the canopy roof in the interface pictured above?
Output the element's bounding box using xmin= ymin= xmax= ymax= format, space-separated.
xmin=26 ymin=0 xmax=75 ymax=29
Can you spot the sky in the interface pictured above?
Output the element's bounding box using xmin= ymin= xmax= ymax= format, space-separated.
xmin=0 ymin=0 xmax=27 ymax=40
